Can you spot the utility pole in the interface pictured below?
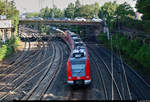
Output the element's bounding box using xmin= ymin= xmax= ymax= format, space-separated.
xmin=101 ymin=8 xmax=110 ymax=40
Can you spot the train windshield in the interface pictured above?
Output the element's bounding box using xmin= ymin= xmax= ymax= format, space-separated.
xmin=71 ymin=60 xmax=86 ymax=77
xmin=71 ymin=64 xmax=85 ymax=69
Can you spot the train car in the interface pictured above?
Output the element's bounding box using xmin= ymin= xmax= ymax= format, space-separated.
xmin=66 ymin=33 xmax=91 ymax=85
xmin=62 ymin=31 xmax=74 ymax=50
xmin=67 ymin=47 xmax=91 ymax=85
xmin=62 ymin=30 xmax=91 ymax=85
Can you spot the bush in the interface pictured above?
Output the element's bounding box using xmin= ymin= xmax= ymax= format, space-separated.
xmin=143 ymin=20 xmax=150 ymax=34
xmin=112 ymin=34 xmax=129 ymax=53
xmin=0 ymin=45 xmax=7 ymax=61
xmin=98 ymin=32 xmax=150 ymax=69
xmin=14 ymin=37 xmax=20 ymax=49
xmin=6 ymin=44 xmax=13 ymax=56
xmin=0 ymin=37 xmax=20 ymax=61
xmin=118 ymin=17 xmax=150 ymax=34
xmin=127 ymin=40 xmax=141 ymax=58
xmin=134 ymin=44 xmax=150 ymax=69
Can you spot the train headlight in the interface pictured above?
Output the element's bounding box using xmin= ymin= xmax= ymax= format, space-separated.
xmin=68 ymin=76 xmax=72 ymax=79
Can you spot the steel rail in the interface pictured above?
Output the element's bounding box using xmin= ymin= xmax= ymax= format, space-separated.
xmin=0 ymin=42 xmax=54 ymax=100
xmin=88 ymin=45 xmax=123 ymax=100
xmin=88 ymin=49 xmax=108 ymax=100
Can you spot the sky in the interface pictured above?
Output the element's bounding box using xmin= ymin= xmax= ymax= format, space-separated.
xmin=11 ymin=0 xmax=137 ymax=14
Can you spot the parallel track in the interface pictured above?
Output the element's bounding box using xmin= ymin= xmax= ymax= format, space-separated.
xmin=22 ymin=41 xmax=62 ymax=100
xmin=90 ymin=43 xmax=150 ymax=99
xmin=87 ymin=44 xmax=123 ymax=100
xmin=0 ymin=32 xmax=51 ymax=100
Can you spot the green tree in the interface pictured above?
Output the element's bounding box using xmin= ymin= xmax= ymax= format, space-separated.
xmin=0 ymin=0 xmax=5 ymax=15
xmin=44 ymin=7 xmax=50 ymax=18
xmin=115 ymin=2 xmax=135 ymax=30
xmin=39 ymin=6 xmax=64 ymax=18
xmin=93 ymin=2 xmax=100 ymax=18
xmin=77 ymin=4 xmax=95 ymax=18
xmin=75 ymin=0 xmax=81 ymax=9
xmin=53 ymin=7 xmax=64 ymax=18
xmin=74 ymin=0 xmax=81 ymax=17
xmin=116 ymin=2 xmax=134 ymax=19
xmin=100 ymin=1 xmax=118 ymax=30
xmin=100 ymin=1 xmax=118 ymax=21
xmin=39 ymin=8 xmax=45 ymax=17
xmin=64 ymin=3 xmax=75 ymax=18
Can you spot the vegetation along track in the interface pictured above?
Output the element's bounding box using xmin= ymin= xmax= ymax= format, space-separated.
xmin=0 ymin=33 xmax=28 ymax=68
xmin=0 ymin=36 xmax=30 ymax=72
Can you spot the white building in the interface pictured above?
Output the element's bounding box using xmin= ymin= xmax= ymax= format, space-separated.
xmin=135 ymin=12 xmax=143 ymax=20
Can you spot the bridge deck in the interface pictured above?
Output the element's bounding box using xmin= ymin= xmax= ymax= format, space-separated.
xmin=19 ymin=20 xmax=102 ymax=26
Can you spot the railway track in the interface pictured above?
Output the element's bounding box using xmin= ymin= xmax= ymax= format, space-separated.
xmin=40 ymin=41 xmax=64 ymax=100
xmin=41 ymin=40 xmax=71 ymax=100
xmin=0 ymin=33 xmax=40 ymax=73
xmin=98 ymin=44 xmax=150 ymax=99
xmin=87 ymin=44 xmax=123 ymax=100
xmin=0 ymin=33 xmax=52 ymax=100
xmin=89 ymin=43 xmax=150 ymax=100
xmin=41 ymin=39 xmax=71 ymax=100
xmin=112 ymin=35 xmax=132 ymax=100
xmin=1 ymin=27 xmax=149 ymax=100
xmin=0 ymin=34 xmax=46 ymax=99
xmin=88 ymin=49 xmax=108 ymax=100
xmin=22 ymin=41 xmax=63 ymax=100
xmin=0 ymin=27 xmax=69 ymax=100
xmin=0 ymin=34 xmax=44 ymax=80
xmin=67 ymin=86 xmax=89 ymax=100
xmin=1 ymin=36 xmax=54 ymax=99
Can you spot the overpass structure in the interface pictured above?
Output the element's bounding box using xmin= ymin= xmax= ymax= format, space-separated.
xmin=19 ymin=20 xmax=104 ymax=41
xmin=19 ymin=20 xmax=103 ymax=26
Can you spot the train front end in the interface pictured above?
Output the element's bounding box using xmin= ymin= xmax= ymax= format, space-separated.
xmin=67 ymin=51 xmax=91 ymax=85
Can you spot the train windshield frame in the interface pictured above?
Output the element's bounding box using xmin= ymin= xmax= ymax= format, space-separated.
xmin=70 ymin=60 xmax=86 ymax=77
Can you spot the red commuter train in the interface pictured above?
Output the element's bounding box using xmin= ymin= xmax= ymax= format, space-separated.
xmin=64 ymin=31 xmax=91 ymax=85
